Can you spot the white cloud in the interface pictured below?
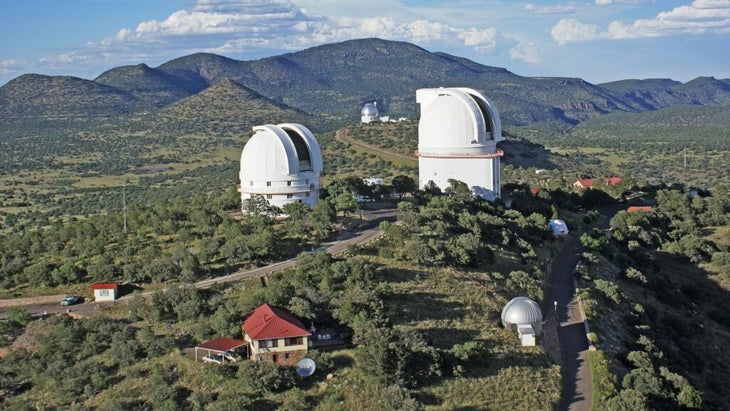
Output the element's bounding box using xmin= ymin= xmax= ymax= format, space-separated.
xmin=89 ymin=0 xmax=502 ymax=58
xmin=458 ymin=27 xmax=497 ymax=52
xmin=595 ymin=0 xmax=613 ymax=5
xmin=551 ymin=18 xmax=600 ymax=44
xmin=524 ymin=3 xmax=575 ymax=14
xmin=0 ymin=59 xmax=19 ymax=68
xmin=509 ymin=42 xmax=541 ymax=64
xmin=553 ymin=0 xmax=730 ymax=43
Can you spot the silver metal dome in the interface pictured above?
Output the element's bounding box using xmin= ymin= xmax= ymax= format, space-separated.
xmin=501 ymin=296 xmax=543 ymax=334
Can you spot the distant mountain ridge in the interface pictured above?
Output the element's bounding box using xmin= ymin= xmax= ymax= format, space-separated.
xmin=2 ymin=38 xmax=729 ymax=126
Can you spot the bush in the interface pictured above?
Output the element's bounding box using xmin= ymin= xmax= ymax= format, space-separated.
xmin=594 ymin=279 xmax=621 ymax=304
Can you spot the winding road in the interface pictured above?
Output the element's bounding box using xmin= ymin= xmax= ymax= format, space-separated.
xmin=0 ymin=208 xmax=396 ymax=320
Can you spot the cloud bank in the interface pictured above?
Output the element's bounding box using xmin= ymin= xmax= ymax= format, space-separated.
xmin=552 ymin=0 xmax=730 ymax=44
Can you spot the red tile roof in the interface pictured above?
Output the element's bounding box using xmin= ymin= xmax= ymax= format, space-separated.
xmin=574 ymin=177 xmax=622 ymax=188
xmin=197 ymin=337 xmax=247 ymax=352
xmin=627 ymin=206 xmax=653 ymax=212
xmin=242 ymin=304 xmax=311 ymax=340
xmin=90 ymin=283 xmax=117 ymax=290
xmin=574 ymin=178 xmax=595 ymax=188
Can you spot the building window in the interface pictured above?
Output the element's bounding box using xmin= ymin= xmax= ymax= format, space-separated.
xmin=249 ymin=181 xmax=254 ymax=186
xmin=98 ymin=289 xmax=109 ymax=297
xmin=262 ymin=339 xmax=278 ymax=348
xmin=284 ymin=353 xmax=290 ymax=360
xmin=266 ymin=194 xmax=272 ymax=199
xmin=287 ymin=181 xmax=292 ymax=186
xmin=266 ymin=181 xmax=271 ymax=187
xmin=305 ymin=179 xmax=309 ymax=184
xmin=287 ymin=194 xmax=293 ymax=199
xmin=305 ymin=192 xmax=310 ymax=197
xmin=285 ymin=337 xmax=303 ymax=346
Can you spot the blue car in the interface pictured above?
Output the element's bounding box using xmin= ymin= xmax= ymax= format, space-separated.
xmin=60 ymin=295 xmax=82 ymax=306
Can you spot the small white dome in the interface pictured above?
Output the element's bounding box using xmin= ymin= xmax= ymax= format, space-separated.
xmin=501 ymin=297 xmax=543 ymax=334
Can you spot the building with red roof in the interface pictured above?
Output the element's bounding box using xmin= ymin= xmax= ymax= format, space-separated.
xmin=573 ymin=178 xmax=596 ymax=189
xmin=627 ymin=206 xmax=653 ymax=213
xmin=241 ymin=303 xmax=311 ymax=366
xmin=573 ymin=177 xmax=622 ymax=189
xmin=90 ymin=283 xmax=118 ymax=302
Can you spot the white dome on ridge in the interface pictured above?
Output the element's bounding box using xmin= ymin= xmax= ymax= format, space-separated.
xmin=361 ymin=102 xmax=378 ymax=116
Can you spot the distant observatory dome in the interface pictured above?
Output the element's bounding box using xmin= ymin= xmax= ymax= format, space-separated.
xmin=361 ymin=102 xmax=379 ymax=123
xmin=501 ymin=296 xmax=543 ymax=335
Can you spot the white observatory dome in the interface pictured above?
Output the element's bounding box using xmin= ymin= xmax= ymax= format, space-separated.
xmin=361 ymin=102 xmax=378 ymax=116
xmin=361 ymin=102 xmax=379 ymax=123
xmin=501 ymin=296 xmax=543 ymax=335
xmin=417 ymin=88 xmax=502 ymax=156
xmin=415 ymin=87 xmax=505 ymax=200
xmin=239 ymin=123 xmax=322 ymax=210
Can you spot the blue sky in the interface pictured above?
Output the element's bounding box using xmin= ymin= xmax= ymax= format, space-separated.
xmin=1 ymin=0 xmax=729 ymax=86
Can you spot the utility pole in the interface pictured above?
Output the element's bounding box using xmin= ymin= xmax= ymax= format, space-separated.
xmin=122 ymin=185 xmax=127 ymax=234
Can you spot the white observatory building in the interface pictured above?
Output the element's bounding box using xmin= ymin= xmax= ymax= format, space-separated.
xmin=361 ymin=102 xmax=379 ymax=123
xmin=501 ymin=296 xmax=543 ymax=346
xmin=416 ymin=87 xmax=504 ymax=200
xmin=239 ymin=123 xmax=322 ymax=211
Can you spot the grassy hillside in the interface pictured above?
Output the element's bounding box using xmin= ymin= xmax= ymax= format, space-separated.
xmin=517 ymin=105 xmax=730 ymax=188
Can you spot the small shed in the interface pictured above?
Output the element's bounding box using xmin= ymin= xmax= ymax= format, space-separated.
xmin=517 ymin=325 xmax=536 ymax=346
xmin=90 ymin=283 xmax=118 ymax=302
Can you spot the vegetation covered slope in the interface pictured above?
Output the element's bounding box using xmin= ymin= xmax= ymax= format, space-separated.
xmin=577 ymin=187 xmax=730 ymax=410
xmin=519 ymin=105 xmax=730 ymax=188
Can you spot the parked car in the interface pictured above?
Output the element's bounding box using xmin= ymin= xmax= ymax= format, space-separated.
xmin=202 ymin=355 xmax=223 ymax=364
xmin=221 ymin=352 xmax=241 ymax=363
xmin=60 ymin=295 xmax=82 ymax=306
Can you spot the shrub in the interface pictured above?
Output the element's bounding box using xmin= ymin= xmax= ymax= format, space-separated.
xmin=594 ymin=279 xmax=622 ymax=304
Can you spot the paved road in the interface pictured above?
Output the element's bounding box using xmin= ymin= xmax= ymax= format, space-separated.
xmin=543 ymin=234 xmax=591 ymax=411
xmin=0 ymin=208 xmax=396 ymax=320
xmin=542 ymin=204 xmax=626 ymax=411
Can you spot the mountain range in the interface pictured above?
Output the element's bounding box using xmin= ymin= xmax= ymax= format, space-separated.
xmin=2 ymin=38 xmax=730 ymax=127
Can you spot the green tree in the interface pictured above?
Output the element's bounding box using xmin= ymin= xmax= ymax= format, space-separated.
xmin=309 ymin=200 xmax=335 ymax=241
xmin=392 ymin=175 xmax=416 ymax=198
